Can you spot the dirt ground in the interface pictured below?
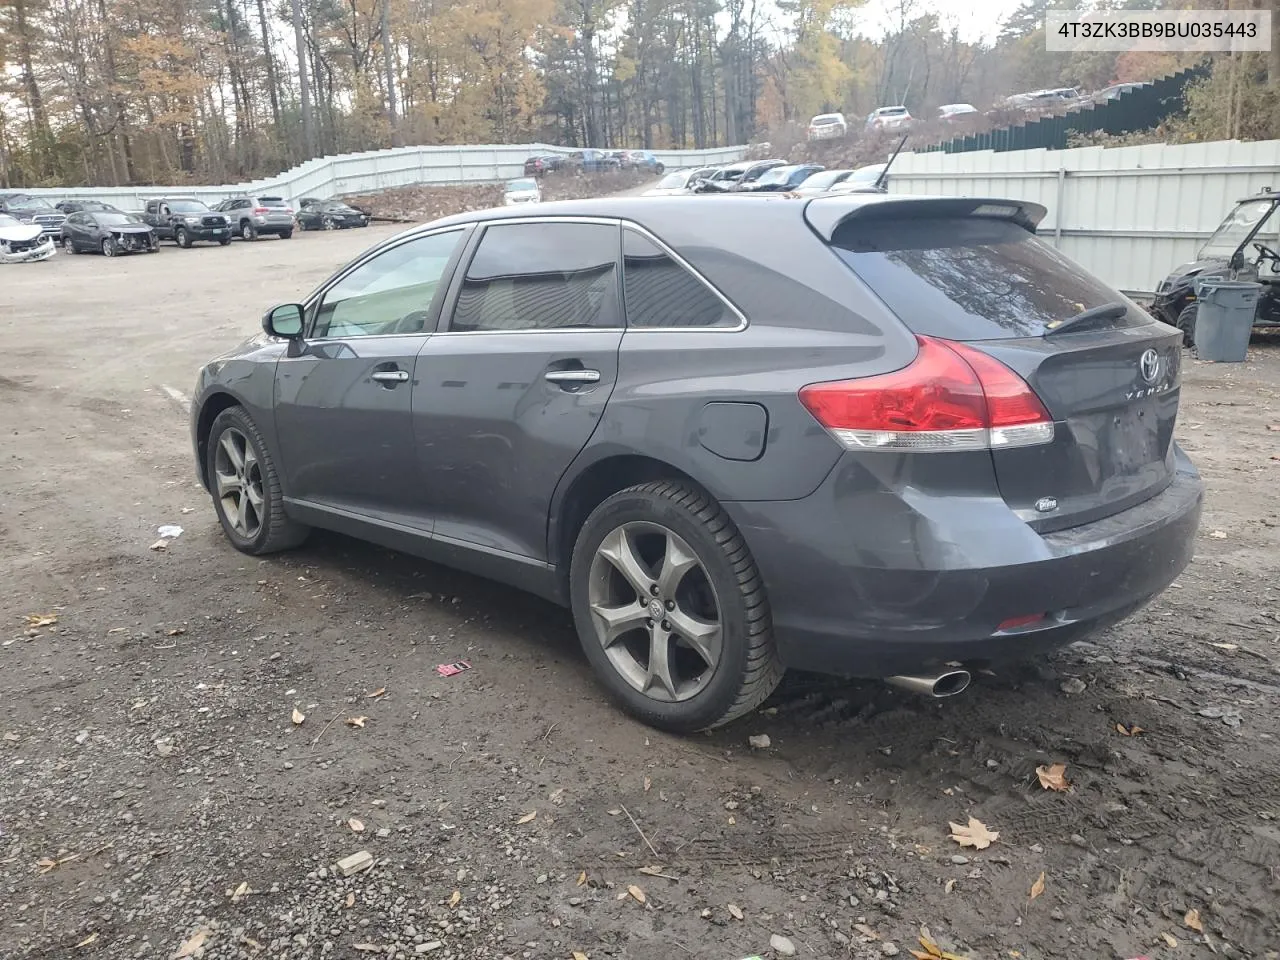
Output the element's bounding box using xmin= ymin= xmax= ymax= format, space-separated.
xmin=1 ymin=222 xmax=1278 ymax=960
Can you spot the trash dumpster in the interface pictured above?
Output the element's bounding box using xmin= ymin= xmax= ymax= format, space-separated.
xmin=1193 ymin=278 xmax=1259 ymax=362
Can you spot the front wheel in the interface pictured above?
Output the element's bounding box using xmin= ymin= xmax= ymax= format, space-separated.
xmin=62 ymin=236 xmax=77 ymax=255
xmin=569 ymin=481 xmax=783 ymax=733
xmin=280 ymin=230 xmax=293 ymax=240
xmin=101 ymin=237 xmax=117 ymax=257
xmin=176 ymin=227 xmax=191 ymax=248
xmin=322 ymin=216 xmax=336 ymax=231
xmin=218 ymin=237 xmax=231 ymax=246
xmin=1176 ymin=302 xmax=1198 ymax=347
xmin=206 ymin=406 xmax=309 ymax=555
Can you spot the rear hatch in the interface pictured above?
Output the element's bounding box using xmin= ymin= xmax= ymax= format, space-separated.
xmin=814 ymin=199 xmax=1182 ymax=532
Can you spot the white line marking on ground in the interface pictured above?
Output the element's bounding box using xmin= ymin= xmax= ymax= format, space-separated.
xmin=160 ymin=385 xmax=190 ymax=409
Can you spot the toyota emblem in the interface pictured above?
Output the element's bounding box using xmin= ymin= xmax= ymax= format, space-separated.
xmin=1139 ymin=348 xmax=1161 ymax=385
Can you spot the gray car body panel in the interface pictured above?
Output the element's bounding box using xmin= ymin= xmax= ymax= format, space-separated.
xmin=192 ymin=195 xmax=1205 ymax=677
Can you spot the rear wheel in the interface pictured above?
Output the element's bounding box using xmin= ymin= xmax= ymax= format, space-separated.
xmin=1176 ymin=302 xmax=1198 ymax=347
xmin=219 ymin=237 xmax=231 ymax=246
xmin=240 ymin=220 xmax=257 ymax=241
xmin=569 ymin=480 xmax=783 ymax=733
xmin=101 ymin=237 xmax=117 ymax=257
xmin=206 ymin=406 xmax=309 ymax=555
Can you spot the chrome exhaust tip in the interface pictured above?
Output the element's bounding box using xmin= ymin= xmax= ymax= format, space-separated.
xmin=885 ymin=670 xmax=971 ymax=698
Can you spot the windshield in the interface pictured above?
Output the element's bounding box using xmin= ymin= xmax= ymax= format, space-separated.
xmin=506 ymin=178 xmax=537 ymax=192
xmin=754 ymin=167 xmax=793 ymax=186
xmin=1200 ymin=199 xmax=1278 ymax=258
xmin=168 ymin=200 xmax=209 ymax=213
xmin=97 ymin=213 xmax=142 ymax=225
xmin=799 ymin=170 xmax=848 ymax=190
xmin=849 ymin=164 xmax=885 ymax=184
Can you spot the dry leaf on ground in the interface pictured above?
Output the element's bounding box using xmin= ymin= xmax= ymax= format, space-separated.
xmin=516 ymin=811 xmax=537 ymax=824
xmin=949 ymin=817 xmax=999 ymax=850
xmin=348 ymin=817 xmax=365 ymax=832
xmin=727 ymin=903 xmax=744 ymax=920
xmin=1209 ymin=530 xmax=1228 ymax=539
xmin=448 ymin=890 xmax=461 ymax=908
xmin=1030 ymin=872 xmax=1046 ymax=900
xmin=290 ymin=707 xmax=305 ymax=725
xmin=366 ymin=687 xmax=386 ymax=698
xmin=1184 ymin=908 xmax=1203 ymax=932
xmin=1162 ymin=932 xmax=1179 ymax=948
xmin=576 ymin=871 xmax=587 ymax=886
xmin=911 ymin=929 xmax=971 ymax=960
xmin=229 ymin=881 xmax=251 ymax=902
xmin=643 ymin=776 xmax=651 ymax=792
xmin=75 ymin=933 xmax=99 ymax=948
xmin=345 ymin=891 xmax=355 ymax=907
xmin=627 ymin=884 xmax=646 ymax=904
xmin=345 ymin=716 xmax=368 ymax=728
xmin=1116 ymin=723 xmax=1145 ymax=736
xmin=853 ymin=923 xmax=880 ymax=941
xmin=1035 ymin=763 xmax=1070 ymax=792
xmin=944 ymin=878 xmax=956 ymax=893
xmin=26 ymin=613 xmax=58 ymax=627
xmin=174 ymin=928 xmax=210 ymax=958
xmin=573 ymin=953 xmax=589 ymax=960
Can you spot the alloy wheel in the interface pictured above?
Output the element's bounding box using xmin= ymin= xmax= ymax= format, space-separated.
xmin=213 ymin=427 xmax=265 ymax=540
xmin=586 ymin=521 xmax=722 ymax=703
xmin=62 ymin=237 xmax=76 ymax=254
xmin=101 ymin=237 xmax=116 ymax=257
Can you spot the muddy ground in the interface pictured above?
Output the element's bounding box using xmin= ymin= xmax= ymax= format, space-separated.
xmin=1 ymin=219 xmax=1278 ymax=960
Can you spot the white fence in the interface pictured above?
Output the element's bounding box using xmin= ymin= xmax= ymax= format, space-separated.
xmin=15 ymin=142 xmax=747 ymax=213
xmin=889 ymin=139 xmax=1280 ymax=295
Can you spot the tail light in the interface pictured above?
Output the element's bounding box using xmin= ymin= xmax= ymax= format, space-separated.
xmin=798 ymin=335 xmax=1055 ymax=452
xmin=253 ymin=207 xmax=269 ymax=214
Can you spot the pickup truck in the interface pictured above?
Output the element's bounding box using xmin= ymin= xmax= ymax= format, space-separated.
xmin=142 ymin=198 xmax=232 ymax=248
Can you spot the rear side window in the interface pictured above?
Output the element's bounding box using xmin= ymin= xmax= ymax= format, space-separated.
xmin=830 ymin=217 xmax=1145 ymax=340
xmin=449 ymin=222 xmax=620 ymax=332
xmin=622 ymin=229 xmax=736 ymax=329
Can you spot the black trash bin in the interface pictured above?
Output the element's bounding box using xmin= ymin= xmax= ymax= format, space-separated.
xmin=1192 ymin=278 xmax=1259 ymax=362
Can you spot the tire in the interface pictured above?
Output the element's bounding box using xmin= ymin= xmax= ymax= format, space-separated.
xmin=569 ymin=480 xmax=784 ymax=733
xmin=280 ymin=230 xmax=293 ymax=240
xmin=205 ymin=406 xmax=309 ymax=555
xmin=176 ymin=227 xmax=191 ymax=248
xmin=654 ymin=163 xmax=665 ymax=174
xmin=62 ymin=236 xmax=76 ymax=255
xmin=101 ymin=237 xmax=116 ymax=257
xmin=219 ymin=237 xmax=231 ymax=246
xmin=240 ymin=220 xmax=257 ymax=241
xmin=1176 ymin=302 xmax=1198 ymax=347
xmin=322 ymin=216 xmax=336 ymax=231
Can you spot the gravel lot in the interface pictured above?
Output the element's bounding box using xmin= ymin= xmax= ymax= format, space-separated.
xmin=2 ymin=224 xmax=1278 ymax=960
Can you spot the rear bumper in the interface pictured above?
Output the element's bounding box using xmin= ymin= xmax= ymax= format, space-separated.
xmin=723 ymin=446 xmax=1204 ymax=677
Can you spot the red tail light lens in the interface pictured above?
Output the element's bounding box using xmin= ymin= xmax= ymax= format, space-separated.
xmin=253 ymin=207 xmax=269 ymax=214
xmin=798 ymin=336 xmax=1054 ymax=452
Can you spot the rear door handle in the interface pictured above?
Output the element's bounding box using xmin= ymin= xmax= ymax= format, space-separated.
xmin=371 ymin=370 xmax=409 ymax=383
xmin=544 ymin=369 xmax=601 ymax=384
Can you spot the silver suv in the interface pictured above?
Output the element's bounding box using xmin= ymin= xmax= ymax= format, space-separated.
xmin=214 ymin=196 xmax=295 ymax=241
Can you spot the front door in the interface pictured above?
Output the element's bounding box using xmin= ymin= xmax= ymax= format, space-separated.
xmin=273 ymin=227 xmax=468 ymax=527
xmin=415 ymin=219 xmax=624 ymax=559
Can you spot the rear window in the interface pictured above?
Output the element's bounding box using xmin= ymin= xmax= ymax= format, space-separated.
xmin=831 ymin=217 xmax=1146 ymax=340
xmin=259 ymin=197 xmax=290 ymax=207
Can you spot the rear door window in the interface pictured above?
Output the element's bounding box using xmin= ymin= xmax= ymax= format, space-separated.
xmin=830 ymin=217 xmax=1147 ymax=340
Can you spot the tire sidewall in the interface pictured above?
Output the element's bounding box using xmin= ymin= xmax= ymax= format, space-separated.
xmin=206 ymin=408 xmax=278 ymax=554
xmin=569 ymin=487 xmax=760 ymax=732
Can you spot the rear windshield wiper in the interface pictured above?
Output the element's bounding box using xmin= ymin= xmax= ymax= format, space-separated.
xmin=1045 ymin=301 xmax=1128 ymax=336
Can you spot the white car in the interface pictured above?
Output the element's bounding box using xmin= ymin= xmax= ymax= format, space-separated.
xmin=641 ymin=167 xmax=718 ymax=196
xmin=938 ymin=103 xmax=979 ymax=121
xmin=503 ymin=177 xmax=542 ymax=206
xmin=807 ymin=113 xmax=848 ymax=141
xmin=826 ymin=163 xmax=887 ymax=194
xmin=866 ymin=106 xmax=913 ymax=131
xmin=0 ymin=213 xmax=56 ymax=263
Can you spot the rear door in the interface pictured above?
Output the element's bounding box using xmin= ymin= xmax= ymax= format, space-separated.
xmin=827 ymin=210 xmax=1183 ymax=531
xmin=413 ymin=219 xmax=624 ymax=559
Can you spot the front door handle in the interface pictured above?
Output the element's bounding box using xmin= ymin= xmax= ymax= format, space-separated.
xmin=371 ymin=370 xmax=410 ymax=383
xmin=544 ymin=369 xmax=601 ymax=384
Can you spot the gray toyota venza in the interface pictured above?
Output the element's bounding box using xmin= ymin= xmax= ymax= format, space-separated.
xmin=191 ymin=194 xmax=1204 ymax=732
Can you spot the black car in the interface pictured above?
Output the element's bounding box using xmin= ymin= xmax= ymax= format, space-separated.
xmin=297 ymin=200 xmax=369 ymax=231
xmin=190 ymin=194 xmax=1202 ymax=734
xmin=740 ymin=163 xmax=826 ymax=193
xmin=60 ymin=211 xmax=158 ymax=256
xmin=56 ymin=199 xmax=123 ymax=215
xmin=523 ymin=155 xmax=565 ymax=177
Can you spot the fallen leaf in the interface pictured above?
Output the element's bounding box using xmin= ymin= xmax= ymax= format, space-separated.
xmin=149 ymin=539 xmax=169 ymax=551
xmin=853 ymin=923 xmax=880 ymax=940
xmin=174 ymin=928 xmax=210 ymax=958
xmin=944 ymin=878 xmax=956 ymax=893
xmin=1208 ymin=642 xmax=1239 ymax=652
xmin=25 ymin=614 xmax=57 ymax=627
xmin=627 ymin=884 xmax=646 ymax=904
xmin=291 ymin=707 xmax=305 ymax=725
xmin=35 ymin=856 xmax=57 ymax=873
xmin=166 ymin=627 xmax=186 ymax=637
xmin=366 ymin=687 xmax=386 ymax=698
xmin=1030 ymin=871 xmax=1046 ymax=900
xmin=1035 ymin=763 xmax=1070 ymax=792
xmin=949 ymin=816 xmax=999 ymax=850
xmin=517 ymin=811 xmax=537 ymax=824
xmin=345 ymin=716 xmax=368 ymax=728
xmin=352 ymin=946 xmax=382 ymax=954
xmin=576 ymin=871 xmax=587 ymax=886
xmin=1116 ymin=723 xmax=1145 ymax=736
xmin=2 ymin=732 xmax=17 ymax=742
xmin=75 ymin=933 xmax=99 ymax=948
xmin=449 ymin=889 xmax=461 ymax=907
xmin=345 ymin=892 xmax=355 ymax=908
xmin=230 ymin=880 xmax=251 ymax=902
xmin=1184 ymin=908 xmax=1203 ymax=933
xmin=727 ymin=903 xmax=744 ymax=920
xmin=573 ymin=953 xmax=589 ymax=960
xmin=1162 ymin=932 xmax=1179 ymax=948
xmin=606 ymin=809 xmax=621 ymax=816
xmin=911 ymin=929 xmax=971 ymax=960
xmin=348 ymin=817 xmax=365 ymax=832
xmin=643 ymin=776 xmax=651 ymax=792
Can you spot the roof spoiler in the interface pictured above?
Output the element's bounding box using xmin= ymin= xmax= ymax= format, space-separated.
xmin=803 ymin=196 xmax=1049 ymax=242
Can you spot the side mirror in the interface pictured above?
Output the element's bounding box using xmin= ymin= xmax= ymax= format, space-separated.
xmin=263 ymin=303 xmax=305 ymax=339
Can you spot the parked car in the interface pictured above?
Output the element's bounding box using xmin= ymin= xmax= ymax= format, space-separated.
xmin=938 ymin=103 xmax=979 ymax=121
xmin=60 ymin=210 xmax=158 ymax=256
xmin=1148 ymin=188 xmax=1280 ymax=345
xmin=1004 ymin=88 xmax=1085 ymax=111
xmin=0 ymin=212 xmax=56 ymax=263
xmin=503 ymin=177 xmax=542 ymax=206
xmin=807 ymin=113 xmax=848 ymax=141
xmin=642 ymin=167 xmax=720 ymax=196
xmin=727 ymin=159 xmax=786 ymax=191
xmin=189 ymin=193 xmax=1204 ymax=733
xmin=56 ymin=199 xmax=123 ymax=215
xmin=740 ymin=163 xmax=825 ymax=193
xmin=866 ymin=106 xmax=913 ymax=131
xmin=826 ymin=163 xmax=888 ymax=194
xmin=791 ymin=169 xmax=856 ymax=195
xmin=566 ymin=150 xmax=620 ymax=173
xmin=142 ymin=198 xmax=231 ymax=248
xmin=1093 ymin=81 xmax=1147 ymax=103
xmin=625 ymin=151 xmax=665 ymax=174
xmin=523 ymin=155 xmax=565 ymax=177
xmin=214 ymin=195 xmax=296 ymax=241
xmin=296 ymin=200 xmax=369 ymax=231
xmin=0 ymin=193 xmax=66 ymax=239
